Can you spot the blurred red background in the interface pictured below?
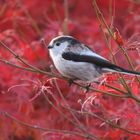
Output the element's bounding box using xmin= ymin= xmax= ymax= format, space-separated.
xmin=0 ymin=0 xmax=140 ymax=140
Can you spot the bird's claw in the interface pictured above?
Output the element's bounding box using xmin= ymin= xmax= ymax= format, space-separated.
xmin=85 ymin=83 xmax=91 ymax=93
xmin=68 ymin=79 xmax=74 ymax=86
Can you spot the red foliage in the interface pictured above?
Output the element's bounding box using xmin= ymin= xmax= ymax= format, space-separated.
xmin=0 ymin=0 xmax=140 ymax=140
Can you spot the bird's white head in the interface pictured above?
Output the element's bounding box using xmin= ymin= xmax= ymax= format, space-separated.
xmin=48 ymin=35 xmax=78 ymax=58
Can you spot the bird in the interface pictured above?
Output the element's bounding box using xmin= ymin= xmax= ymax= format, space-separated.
xmin=48 ymin=35 xmax=140 ymax=82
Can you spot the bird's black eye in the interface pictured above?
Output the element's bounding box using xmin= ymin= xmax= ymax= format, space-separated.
xmin=56 ymin=42 xmax=61 ymax=46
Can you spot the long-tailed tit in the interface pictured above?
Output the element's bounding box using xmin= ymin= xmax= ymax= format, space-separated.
xmin=48 ymin=35 xmax=140 ymax=82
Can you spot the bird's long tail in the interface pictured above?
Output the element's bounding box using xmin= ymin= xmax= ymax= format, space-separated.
xmin=103 ymin=67 xmax=140 ymax=76
xmin=118 ymin=68 xmax=140 ymax=76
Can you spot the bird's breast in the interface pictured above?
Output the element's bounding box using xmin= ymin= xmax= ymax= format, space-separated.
xmin=52 ymin=55 xmax=101 ymax=82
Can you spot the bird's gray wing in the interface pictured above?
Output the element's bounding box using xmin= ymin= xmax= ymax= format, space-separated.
xmin=62 ymin=52 xmax=121 ymax=70
xmin=62 ymin=52 xmax=140 ymax=75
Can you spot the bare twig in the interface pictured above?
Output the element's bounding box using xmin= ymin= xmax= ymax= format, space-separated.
xmin=92 ymin=0 xmax=140 ymax=84
xmin=63 ymin=0 xmax=69 ymax=34
xmin=92 ymin=0 xmax=140 ymax=94
xmin=17 ymin=0 xmax=42 ymax=36
xmin=67 ymin=108 xmax=140 ymax=136
xmin=0 ymin=40 xmax=58 ymax=77
xmin=53 ymin=79 xmax=85 ymax=130
xmin=41 ymin=88 xmax=98 ymax=140
xmin=0 ymin=58 xmax=37 ymax=73
xmin=3 ymin=111 xmax=91 ymax=139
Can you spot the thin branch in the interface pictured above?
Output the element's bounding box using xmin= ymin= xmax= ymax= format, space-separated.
xmin=53 ymin=79 xmax=85 ymax=130
xmin=63 ymin=0 xmax=69 ymax=34
xmin=87 ymin=111 xmax=140 ymax=136
xmin=74 ymin=81 xmax=127 ymax=98
xmin=0 ymin=58 xmax=38 ymax=73
xmin=68 ymin=108 xmax=140 ymax=136
xmin=41 ymin=88 xmax=98 ymax=140
xmin=92 ymin=0 xmax=138 ymax=93
xmin=17 ymin=0 xmax=42 ymax=36
xmin=3 ymin=111 xmax=90 ymax=139
xmin=0 ymin=41 xmax=58 ymax=77
xmin=92 ymin=0 xmax=140 ymax=84
xmin=99 ymin=24 xmax=131 ymax=93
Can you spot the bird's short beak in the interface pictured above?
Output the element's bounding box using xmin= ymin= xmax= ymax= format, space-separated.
xmin=48 ymin=45 xmax=53 ymax=49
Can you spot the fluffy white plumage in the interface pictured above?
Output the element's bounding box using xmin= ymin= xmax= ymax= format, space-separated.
xmin=49 ymin=37 xmax=101 ymax=81
xmin=48 ymin=35 xmax=140 ymax=82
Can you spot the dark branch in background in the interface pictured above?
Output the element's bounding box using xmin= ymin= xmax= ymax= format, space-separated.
xmin=0 ymin=40 xmax=57 ymax=77
xmin=0 ymin=58 xmax=37 ymax=72
xmin=92 ymin=0 xmax=140 ymax=84
xmin=17 ymin=0 xmax=42 ymax=37
xmin=41 ymin=87 xmax=98 ymax=140
xmin=68 ymin=108 xmax=140 ymax=136
xmin=52 ymin=79 xmax=84 ymax=128
xmin=63 ymin=0 xmax=69 ymax=34
xmin=92 ymin=0 xmax=132 ymax=94
xmin=92 ymin=0 xmax=140 ymax=95
xmin=3 ymin=112 xmax=91 ymax=139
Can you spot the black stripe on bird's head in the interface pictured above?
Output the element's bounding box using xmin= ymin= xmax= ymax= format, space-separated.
xmin=48 ymin=35 xmax=81 ymax=49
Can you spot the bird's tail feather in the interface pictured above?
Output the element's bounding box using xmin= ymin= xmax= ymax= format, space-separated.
xmin=103 ymin=67 xmax=140 ymax=76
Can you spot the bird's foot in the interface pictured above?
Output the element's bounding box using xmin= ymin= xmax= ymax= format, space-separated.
xmin=85 ymin=83 xmax=91 ymax=93
xmin=68 ymin=79 xmax=74 ymax=86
